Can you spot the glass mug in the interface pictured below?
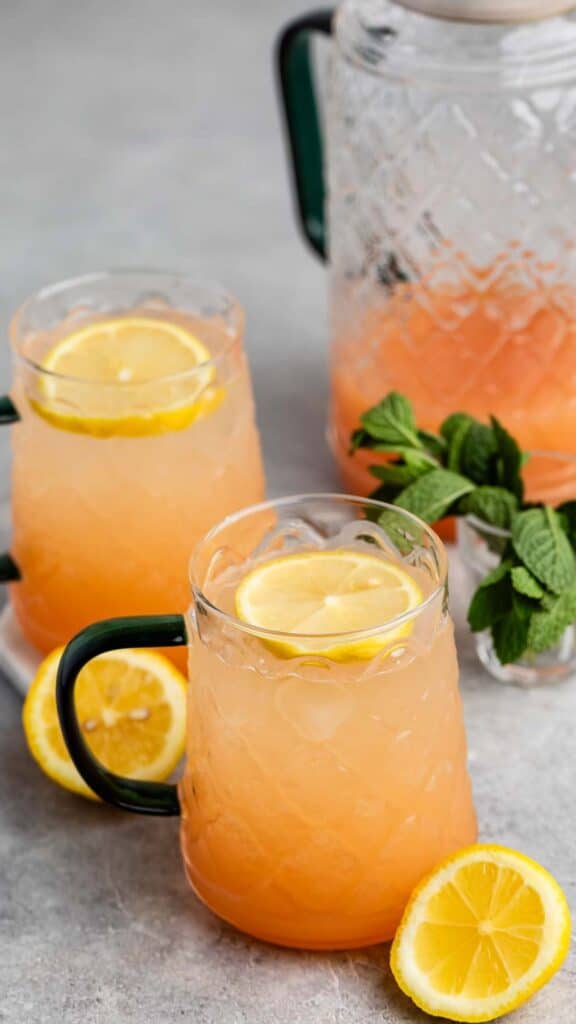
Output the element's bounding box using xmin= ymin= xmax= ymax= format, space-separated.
xmin=56 ymin=495 xmax=477 ymax=950
xmin=1 ymin=270 xmax=265 ymax=655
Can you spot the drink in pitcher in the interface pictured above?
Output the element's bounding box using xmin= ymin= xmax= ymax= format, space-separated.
xmin=8 ymin=271 xmax=265 ymax=653
xmin=331 ymin=262 xmax=576 ymax=495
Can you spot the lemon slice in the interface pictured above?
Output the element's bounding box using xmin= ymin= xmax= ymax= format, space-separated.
xmin=235 ymin=550 xmax=423 ymax=661
xmin=23 ymin=647 xmax=187 ymax=800
xmin=32 ymin=316 xmax=224 ymax=436
xmin=391 ymin=844 xmax=571 ymax=1023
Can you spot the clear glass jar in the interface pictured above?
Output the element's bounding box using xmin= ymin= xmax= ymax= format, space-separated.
xmin=278 ymin=1 xmax=576 ymax=493
xmin=457 ymin=451 xmax=576 ymax=686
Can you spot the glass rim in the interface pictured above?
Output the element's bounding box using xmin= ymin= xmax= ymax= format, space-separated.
xmin=464 ymin=448 xmax=576 ymax=539
xmin=189 ymin=493 xmax=448 ymax=644
xmin=335 ymin=2 xmax=576 ymax=88
xmin=9 ymin=268 xmax=243 ymax=388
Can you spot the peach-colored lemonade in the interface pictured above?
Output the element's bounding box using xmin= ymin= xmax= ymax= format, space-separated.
xmin=180 ymin=496 xmax=477 ymax=949
xmin=8 ymin=273 xmax=264 ymax=654
xmin=332 ymin=264 xmax=576 ymax=496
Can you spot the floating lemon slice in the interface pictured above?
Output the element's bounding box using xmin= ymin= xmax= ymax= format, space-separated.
xmin=235 ymin=549 xmax=423 ymax=662
xmin=23 ymin=647 xmax=187 ymax=800
xmin=32 ymin=316 xmax=224 ymax=436
xmin=391 ymin=844 xmax=571 ymax=1023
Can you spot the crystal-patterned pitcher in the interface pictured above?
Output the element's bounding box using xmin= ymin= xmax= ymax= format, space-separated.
xmin=277 ymin=1 xmax=576 ymax=495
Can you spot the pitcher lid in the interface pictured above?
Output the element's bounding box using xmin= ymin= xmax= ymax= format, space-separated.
xmin=393 ymin=0 xmax=576 ymax=20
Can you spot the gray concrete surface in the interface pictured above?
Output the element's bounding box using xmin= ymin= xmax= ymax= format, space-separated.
xmin=0 ymin=1 xmax=574 ymax=1021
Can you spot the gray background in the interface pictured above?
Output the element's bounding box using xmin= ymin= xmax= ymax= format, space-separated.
xmin=0 ymin=2 xmax=574 ymax=1022
xmin=0 ymin=0 xmax=333 ymax=498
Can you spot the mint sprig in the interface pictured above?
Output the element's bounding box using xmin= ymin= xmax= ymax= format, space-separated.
xmin=351 ymin=391 xmax=576 ymax=667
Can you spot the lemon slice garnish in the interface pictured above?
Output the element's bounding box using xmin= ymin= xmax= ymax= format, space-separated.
xmin=391 ymin=844 xmax=571 ymax=1023
xmin=23 ymin=647 xmax=187 ymax=800
xmin=234 ymin=550 xmax=424 ymax=662
xmin=32 ymin=316 xmax=224 ymax=436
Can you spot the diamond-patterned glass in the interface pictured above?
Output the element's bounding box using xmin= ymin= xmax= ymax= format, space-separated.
xmin=328 ymin=1 xmax=576 ymax=494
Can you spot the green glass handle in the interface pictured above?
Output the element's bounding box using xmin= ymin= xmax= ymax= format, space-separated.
xmin=56 ymin=614 xmax=187 ymax=815
xmin=0 ymin=553 xmax=20 ymax=582
xmin=276 ymin=9 xmax=334 ymax=260
xmin=0 ymin=395 xmax=19 ymax=424
xmin=0 ymin=395 xmax=20 ymax=581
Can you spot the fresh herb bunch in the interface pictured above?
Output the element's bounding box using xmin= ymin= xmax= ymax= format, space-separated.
xmin=351 ymin=392 xmax=576 ymax=666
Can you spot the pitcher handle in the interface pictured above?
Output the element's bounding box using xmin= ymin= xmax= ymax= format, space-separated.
xmin=56 ymin=614 xmax=187 ymax=816
xmin=0 ymin=396 xmax=21 ymax=582
xmin=276 ymin=9 xmax=334 ymax=260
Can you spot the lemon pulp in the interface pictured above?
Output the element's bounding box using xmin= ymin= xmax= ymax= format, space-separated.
xmin=234 ymin=549 xmax=424 ymax=662
xmin=391 ymin=844 xmax=571 ymax=1023
xmin=32 ymin=316 xmax=224 ymax=436
xmin=23 ymin=647 xmax=188 ymax=800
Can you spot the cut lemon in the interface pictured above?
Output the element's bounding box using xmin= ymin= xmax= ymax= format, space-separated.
xmin=32 ymin=316 xmax=224 ymax=436
xmin=23 ymin=647 xmax=187 ymax=800
xmin=235 ymin=550 xmax=424 ymax=661
xmin=391 ymin=844 xmax=571 ymax=1023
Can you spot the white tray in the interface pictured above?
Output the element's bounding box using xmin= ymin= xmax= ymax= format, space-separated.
xmin=0 ymin=604 xmax=43 ymax=696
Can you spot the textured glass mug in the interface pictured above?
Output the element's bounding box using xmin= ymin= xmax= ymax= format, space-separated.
xmin=277 ymin=0 xmax=576 ymax=494
xmin=56 ymin=495 xmax=477 ymax=950
xmin=1 ymin=271 xmax=265 ymax=655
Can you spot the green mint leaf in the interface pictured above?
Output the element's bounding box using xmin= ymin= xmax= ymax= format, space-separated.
xmin=459 ymin=487 xmax=518 ymax=530
xmin=369 ymin=461 xmax=430 ymax=489
xmin=511 ymin=566 xmax=545 ymax=600
xmin=394 ymin=468 xmax=474 ymax=524
xmin=512 ymin=591 xmax=540 ymax=624
xmin=557 ymin=500 xmax=576 ymax=545
xmin=491 ymin=416 xmax=524 ymax=501
xmin=527 ymin=584 xmax=576 ymax=654
xmin=512 ymin=507 xmax=576 ymax=595
xmin=467 ymin=567 xmax=512 ymax=632
xmin=416 ymin=429 xmax=446 ymax=461
xmin=349 ymin=428 xmax=369 ymax=454
xmin=368 ymin=483 xmax=402 ymax=505
xmin=440 ymin=412 xmax=475 ymax=445
xmin=368 ymin=460 xmax=429 ymax=504
xmin=541 ymin=590 xmax=558 ymax=611
xmin=363 ymin=489 xmax=392 ymax=520
xmin=446 ymin=419 xmax=474 ymax=473
xmin=370 ymin=444 xmax=437 ymax=467
xmin=478 ymin=559 xmax=513 ymax=590
xmin=403 ymin=449 xmax=439 ymax=470
xmin=492 ymin=606 xmax=531 ymax=665
xmin=459 ymin=422 xmax=498 ymax=485
xmin=376 ymin=508 xmax=426 ymax=556
xmin=359 ymin=392 xmax=420 ymax=449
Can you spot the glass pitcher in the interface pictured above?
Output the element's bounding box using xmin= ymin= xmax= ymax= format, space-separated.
xmin=277 ymin=0 xmax=576 ymax=495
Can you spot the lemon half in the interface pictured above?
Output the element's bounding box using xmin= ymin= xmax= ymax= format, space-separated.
xmin=32 ymin=316 xmax=223 ymax=436
xmin=235 ymin=550 xmax=423 ymax=662
xmin=391 ymin=844 xmax=571 ymax=1023
xmin=23 ymin=647 xmax=188 ymax=800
